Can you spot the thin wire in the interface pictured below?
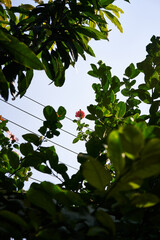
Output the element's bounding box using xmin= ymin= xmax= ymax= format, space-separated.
xmin=0 ymin=99 xmax=77 ymax=138
xmin=8 ymin=139 xmax=78 ymax=172
xmin=30 ymin=177 xmax=42 ymax=183
xmin=23 ymin=94 xmax=93 ymax=131
xmin=23 ymin=94 xmax=73 ymax=121
xmin=5 ymin=117 xmax=79 ymax=170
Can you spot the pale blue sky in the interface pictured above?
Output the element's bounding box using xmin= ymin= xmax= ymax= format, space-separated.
xmin=1 ymin=0 xmax=160 ymax=188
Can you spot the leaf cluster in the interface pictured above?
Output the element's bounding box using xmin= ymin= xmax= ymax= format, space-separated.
xmin=0 ymin=0 xmax=124 ymax=100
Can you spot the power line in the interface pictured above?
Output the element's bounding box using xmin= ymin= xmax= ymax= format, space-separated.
xmin=30 ymin=177 xmax=42 ymax=183
xmin=0 ymin=99 xmax=77 ymax=138
xmin=23 ymin=94 xmax=93 ymax=131
xmin=23 ymin=94 xmax=73 ymax=121
xmin=5 ymin=117 xmax=79 ymax=170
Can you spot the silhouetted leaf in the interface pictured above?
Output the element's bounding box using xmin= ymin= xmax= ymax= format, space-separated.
xmin=57 ymin=106 xmax=66 ymax=120
xmin=124 ymin=63 xmax=140 ymax=79
xmin=43 ymin=106 xmax=57 ymax=121
xmin=22 ymin=133 xmax=40 ymax=146
xmin=0 ymin=210 xmax=28 ymax=229
xmin=8 ymin=150 xmax=19 ymax=169
xmin=0 ymin=69 xmax=9 ymax=101
xmin=27 ymin=183 xmax=56 ymax=216
xmin=20 ymin=143 xmax=33 ymax=156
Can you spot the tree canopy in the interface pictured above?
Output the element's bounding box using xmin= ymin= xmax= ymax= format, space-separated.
xmin=0 ymin=0 xmax=125 ymax=100
xmin=1 ymin=0 xmax=160 ymax=240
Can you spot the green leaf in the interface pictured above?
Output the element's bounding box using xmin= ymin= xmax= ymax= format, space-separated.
xmin=8 ymin=150 xmax=19 ymax=169
xmin=35 ymin=164 xmax=52 ymax=174
xmin=141 ymin=138 xmax=160 ymax=164
xmin=20 ymin=143 xmax=33 ymax=156
xmin=108 ymin=130 xmax=125 ymax=175
xmin=137 ymin=57 xmax=154 ymax=85
xmin=104 ymin=11 xmax=123 ymax=33
xmin=0 ymin=69 xmax=9 ymax=101
xmin=18 ymin=69 xmax=33 ymax=97
xmin=57 ymin=106 xmax=66 ymax=120
xmin=106 ymin=4 xmax=124 ymax=17
xmin=27 ymin=183 xmax=56 ymax=216
xmin=76 ymin=26 xmax=107 ymax=40
xmin=111 ymin=76 xmax=120 ymax=93
xmin=149 ymin=101 xmax=160 ymax=115
xmin=41 ymin=50 xmax=55 ymax=80
xmin=43 ymin=106 xmax=57 ymax=121
xmin=87 ymin=227 xmax=108 ymax=236
xmin=0 ymin=29 xmax=44 ymax=70
xmin=138 ymin=89 xmax=152 ymax=104
xmin=83 ymin=157 xmax=111 ymax=190
xmin=0 ymin=210 xmax=28 ymax=229
xmin=22 ymin=133 xmax=40 ymax=146
xmin=120 ymin=125 xmax=144 ymax=158
xmin=86 ymin=114 xmax=97 ymax=120
xmin=40 ymin=182 xmax=84 ymax=206
xmin=132 ymin=163 xmax=160 ymax=179
xmin=86 ymin=137 xmax=103 ymax=157
xmin=121 ymin=88 xmax=130 ymax=96
xmin=130 ymin=139 xmax=160 ymax=179
xmin=96 ymin=209 xmax=115 ymax=235
xmin=124 ymin=63 xmax=140 ymax=79
xmin=72 ymin=137 xmax=79 ymax=144
xmin=131 ymin=193 xmax=160 ymax=208
xmin=38 ymin=126 xmax=47 ymax=135
xmin=99 ymin=0 xmax=114 ymax=7
xmin=116 ymin=102 xmax=126 ymax=118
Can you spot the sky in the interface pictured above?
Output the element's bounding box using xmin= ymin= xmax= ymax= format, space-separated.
xmin=1 ymin=0 xmax=160 ymax=188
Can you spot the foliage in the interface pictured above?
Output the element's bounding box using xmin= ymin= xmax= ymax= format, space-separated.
xmin=1 ymin=34 xmax=160 ymax=239
xmin=0 ymin=0 xmax=124 ymax=100
xmin=1 ymin=0 xmax=160 ymax=239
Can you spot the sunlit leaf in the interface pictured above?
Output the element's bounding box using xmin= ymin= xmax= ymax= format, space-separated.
xmin=0 ymin=29 xmax=44 ymax=70
xmin=116 ymin=102 xmax=126 ymax=118
xmin=131 ymin=193 xmax=160 ymax=208
xmin=120 ymin=125 xmax=144 ymax=158
xmin=106 ymin=4 xmax=124 ymax=18
xmin=83 ymin=157 xmax=111 ymax=190
xmin=76 ymin=26 xmax=107 ymax=40
xmin=104 ymin=10 xmax=123 ymax=32
xmin=108 ymin=130 xmax=125 ymax=175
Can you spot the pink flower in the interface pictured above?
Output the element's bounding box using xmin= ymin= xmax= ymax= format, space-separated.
xmin=75 ymin=110 xmax=85 ymax=119
xmin=7 ymin=131 xmax=19 ymax=142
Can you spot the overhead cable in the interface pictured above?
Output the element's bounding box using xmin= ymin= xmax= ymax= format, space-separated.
xmin=0 ymin=99 xmax=77 ymax=138
xmin=4 ymin=117 xmax=79 ymax=170
xmin=23 ymin=94 xmax=93 ymax=131
xmin=23 ymin=94 xmax=73 ymax=121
